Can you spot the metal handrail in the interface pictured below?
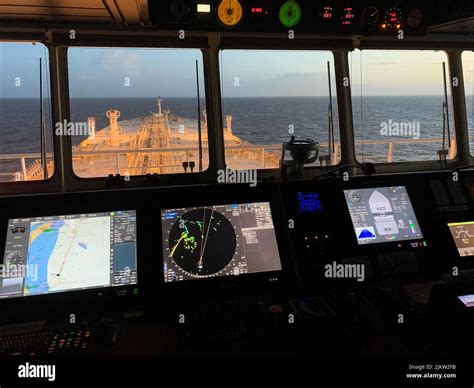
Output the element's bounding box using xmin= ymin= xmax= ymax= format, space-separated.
xmin=0 ymin=136 xmax=463 ymax=181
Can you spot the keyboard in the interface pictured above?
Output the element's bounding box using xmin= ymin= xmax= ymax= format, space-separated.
xmin=0 ymin=324 xmax=94 ymax=355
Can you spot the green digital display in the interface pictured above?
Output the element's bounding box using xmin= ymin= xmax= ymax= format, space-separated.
xmin=279 ymin=1 xmax=302 ymax=28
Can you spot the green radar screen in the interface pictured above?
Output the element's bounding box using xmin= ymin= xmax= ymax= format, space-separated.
xmin=168 ymin=208 xmax=237 ymax=277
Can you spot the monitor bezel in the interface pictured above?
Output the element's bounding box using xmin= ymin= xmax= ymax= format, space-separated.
xmin=343 ymin=185 xmax=424 ymax=247
xmin=160 ymin=201 xmax=283 ymax=285
xmin=0 ymin=190 xmax=144 ymax=324
xmin=151 ymin=182 xmax=291 ymax=295
xmin=447 ymin=221 xmax=474 ymax=258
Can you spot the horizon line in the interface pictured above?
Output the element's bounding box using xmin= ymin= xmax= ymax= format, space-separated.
xmin=0 ymin=94 xmax=456 ymax=99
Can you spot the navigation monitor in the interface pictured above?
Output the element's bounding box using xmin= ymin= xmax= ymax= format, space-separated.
xmin=344 ymin=186 xmax=423 ymax=245
xmin=458 ymin=294 xmax=474 ymax=307
xmin=0 ymin=211 xmax=137 ymax=299
xmin=161 ymin=202 xmax=282 ymax=283
xmin=448 ymin=221 xmax=474 ymax=257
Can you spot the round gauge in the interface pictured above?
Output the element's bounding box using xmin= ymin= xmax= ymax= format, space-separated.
xmin=457 ymin=230 xmax=472 ymax=240
xmin=382 ymin=6 xmax=402 ymax=30
xmin=407 ymin=8 xmax=423 ymax=29
xmin=167 ymin=208 xmax=237 ymax=277
xmin=349 ymin=191 xmax=362 ymax=204
xmin=361 ymin=6 xmax=379 ymax=27
xmin=10 ymin=225 xmax=27 ymax=234
xmin=217 ymin=0 xmax=244 ymax=28
xmin=170 ymin=0 xmax=190 ymax=20
xmin=5 ymin=250 xmax=25 ymax=266
xmin=279 ymin=0 xmax=302 ymax=28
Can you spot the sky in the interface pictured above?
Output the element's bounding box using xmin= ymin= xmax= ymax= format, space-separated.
xmin=1 ymin=42 xmax=473 ymax=98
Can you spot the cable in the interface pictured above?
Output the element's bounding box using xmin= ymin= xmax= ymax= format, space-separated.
xmin=312 ymin=162 xmax=376 ymax=179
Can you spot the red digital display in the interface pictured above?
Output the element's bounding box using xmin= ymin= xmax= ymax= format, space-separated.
xmin=251 ymin=7 xmax=263 ymax=14
xmin=341 ymin=7 xmax=354 ymax=25
xmin=322 ymin=6 xmax=334 ymax=19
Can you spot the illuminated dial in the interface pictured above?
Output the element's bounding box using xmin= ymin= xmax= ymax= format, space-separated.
xmin=361 ymin=6 xmax=379 ymax=27
xmin=10 ymin=225 xmax=27 ymax=234
xmin=170 ymin=0 xmax=190 ymax=20
xmin=5 ymin=250 xmax=25 ymax=266
xmin=407 ymin=8 xmax=423 ymax=29
xmin=382 ymin=6 xmax=402 ymax=30
xmin=217 ymin=0 xmax=244 ymax=28
xmin=279 ymin=0 xmax=302 ymax=28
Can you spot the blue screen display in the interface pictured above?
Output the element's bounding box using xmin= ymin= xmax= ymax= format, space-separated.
xmin=297 ymin=192 xmax=323 ymax=213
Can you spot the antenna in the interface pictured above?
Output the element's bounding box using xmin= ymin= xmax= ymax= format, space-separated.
xmin=438 ymin=62 xmax=451 ymax=169
xmin=196 ymin=60 xmax=203 ymax=172
xmin=39 ymin=58 xmax=48 ymax=179
xmin=442 ymin=62 xmax=451 ymax=149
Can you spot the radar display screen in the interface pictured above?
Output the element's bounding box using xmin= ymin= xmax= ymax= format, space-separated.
xmin=448 ymin=221 xmax=474 ymax=257
xmin=161 ymin=202 xmax=282 ymax=282
xmin=0 ymin=211 xmax=137 ymax=299
xmin=344 ymin=186 xmax=423 ymax=245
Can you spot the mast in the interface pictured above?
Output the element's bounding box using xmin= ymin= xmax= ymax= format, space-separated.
xmin=39 ymin=57 xmax=48 ymax=179
xmin=157 ymin=96 xmax=162 ymax=115
xmin=196 ymin=60 xmax=203 ymax=172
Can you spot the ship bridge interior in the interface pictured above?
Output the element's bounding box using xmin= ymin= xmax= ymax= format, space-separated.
xmin=2 ymin=0 xmax=474 ymax=383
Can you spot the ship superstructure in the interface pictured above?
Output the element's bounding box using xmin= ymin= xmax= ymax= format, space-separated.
xmin=16 ymin=97 xmax=282 ymax=180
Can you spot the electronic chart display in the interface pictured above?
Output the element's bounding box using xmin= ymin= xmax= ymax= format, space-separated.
xmin=0 ymin=211 xmax=137 ymax=299
xmin=161 ymin=202 xmax=282 ymax=282
xmin=448 ymin=221 xmax=474 ymax=257
xmin=344 ymin=186 xmax=423 ymax=245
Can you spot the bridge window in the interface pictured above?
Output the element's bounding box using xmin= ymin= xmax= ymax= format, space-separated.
xmin=219 ymin=50 xmax=340 ymax=171
xmin=350 ymin=50 xmax=455 ymax=164
xmin=0 ymin=42 xmax=54 ymax=182
xmin=462 ymin=51 xmax=474 ymax=155
xmin=68 ymin=47 xmax=208 ymax=178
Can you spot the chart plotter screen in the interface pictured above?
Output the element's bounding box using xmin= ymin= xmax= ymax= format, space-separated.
xmin=448 ymin=221 xmax=474 ymax=257
xmin=0 ymin=211 xmax=137 ymax=299
xmin=344 ymin=186 xmax=423 ymax=245
xmin=161 ymin=202 xmax=282 ymax=283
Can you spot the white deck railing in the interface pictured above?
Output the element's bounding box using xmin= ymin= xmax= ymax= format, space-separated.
xmin=0 ymin=137 xmax=459 ymax=181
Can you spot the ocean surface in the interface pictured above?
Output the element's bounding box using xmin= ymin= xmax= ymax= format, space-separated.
xmin=0 ymin=96 xmax=469 ymax=176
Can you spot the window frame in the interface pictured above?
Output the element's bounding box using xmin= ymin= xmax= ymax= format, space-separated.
xmin=350 ymin=48 xmax=457 ymax=166
xmin=1 ymin=31 xmax=474 ymax=196
xmin=217 ymin=47 xmax=343 ymax=174
xmin=66 ymin=45 xmax=213 ymax=181
xmin=461 ymin=50 xmax=474 ymax=159
xmin=0 ymin=39 xmax=58 ymax=193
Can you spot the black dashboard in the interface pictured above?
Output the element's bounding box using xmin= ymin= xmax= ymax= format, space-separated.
xmin=2 ymin=170 xmax=474 ymax=382
xmin=1 ymin=170 xmax=474 ymax=322
xmin=150 ymin=0 xmax=433 ymax=36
